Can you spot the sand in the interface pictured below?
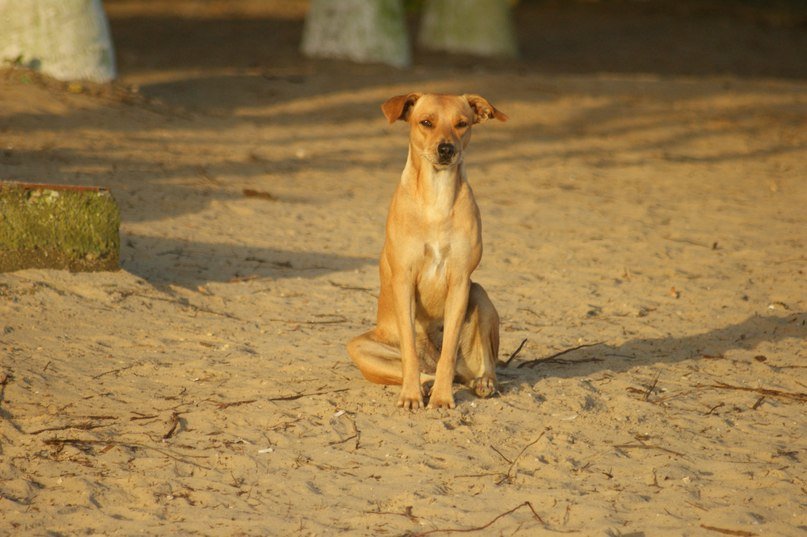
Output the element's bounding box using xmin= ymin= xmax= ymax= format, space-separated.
xmin=1 ymin=1 xmax=805 ymax=535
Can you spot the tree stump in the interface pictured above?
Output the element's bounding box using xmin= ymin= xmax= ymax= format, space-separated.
xmin=301 ymin=0 xmax=411 ymax=68
xmin=419 ymin=0 xmax=518 ymax=59
xmin=0 ymin=0 xmax=116 ymax=82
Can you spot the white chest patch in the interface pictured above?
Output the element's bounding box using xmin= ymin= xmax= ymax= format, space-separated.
xmin=424 ymin=242 xmax=450 ymax=276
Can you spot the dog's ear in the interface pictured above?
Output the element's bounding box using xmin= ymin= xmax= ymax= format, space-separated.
xmin=381 ymin=93 xmax=422 ymax=123
xmin=464 ymin=94 xmax=508 ymax=124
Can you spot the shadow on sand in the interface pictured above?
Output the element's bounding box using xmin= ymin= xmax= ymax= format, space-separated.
xmin=122 ymin=233 xmax=374 ymax=288
xmin=498 ymin=312 xmax=806 ymax=388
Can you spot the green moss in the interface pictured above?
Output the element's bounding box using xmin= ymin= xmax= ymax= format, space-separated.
xmin=0 ymin=183 xmax=120 ymax=272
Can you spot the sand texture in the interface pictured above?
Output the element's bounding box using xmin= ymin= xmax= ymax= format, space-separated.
xmin=1 ymin=1 xmax=805 ymax=535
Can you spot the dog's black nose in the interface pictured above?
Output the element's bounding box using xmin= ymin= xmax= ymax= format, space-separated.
xmin=437 ymin=143 xmax=456 ymax=162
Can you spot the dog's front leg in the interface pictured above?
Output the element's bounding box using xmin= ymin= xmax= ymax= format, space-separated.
xmin=392 ymin=276 xmax=423 ymax=409
xmin=429 ymin=277 xmax=471 ymax=409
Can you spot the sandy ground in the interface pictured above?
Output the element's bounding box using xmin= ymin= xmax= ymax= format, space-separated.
xmin=1 ymin=1 xmax=806 ymax=535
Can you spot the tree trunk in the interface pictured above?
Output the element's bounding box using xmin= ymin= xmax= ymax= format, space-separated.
xmin=419 ymin=0 xmax=518 ymax=58
xmin=302 ymin=0 xmax=410 ymax=68
xmin=0 ymin=0 xmax=116 ymax=82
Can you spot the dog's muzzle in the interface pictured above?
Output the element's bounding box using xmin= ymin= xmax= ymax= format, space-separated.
xmin=437 ymin=143 xmax=456 ymax=165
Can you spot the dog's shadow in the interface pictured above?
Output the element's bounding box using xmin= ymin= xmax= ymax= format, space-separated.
xmin=490 ymin=312 xmax=805 ymax=395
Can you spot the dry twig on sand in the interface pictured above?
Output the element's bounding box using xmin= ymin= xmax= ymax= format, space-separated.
xmin=162 ymin=411 xmax=181 ymax=440
xmin=464 ymin=434 xmax=548 ymax=484
xmin=411 ymin=501 xmax=545 ymax=536
xmin=267 ymin=388 xmax=351 ymax=402
xmin=700 ymin=524 xmax=757 ymax=536
xmin=496 ymin=431 xmax=547 ymax=485
xmin=516 ymin=343 xmax=603 ymax=368
xmin=644 ymin=373 xmax=661 ymax=401
xmin=215 ymin=399 xmax=257 ymax=409
xmin=498 ymin=338 xmax=528 ymax=367
xmin=28 ymin=419 xmax=116 ymax=435
xmin=365 ymin=505 xmax=418 ymax=523
xmin=697 ymin=382 xmax=806 ymax=403
xmin=44 ymin=437 xmax=213 ymax=469
xmin=613 ymin=441 xmax=684 ymax=458
xmin=92 ymin=364 xmax=136 ymax=379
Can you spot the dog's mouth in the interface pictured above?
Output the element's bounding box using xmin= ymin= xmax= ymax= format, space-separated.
xmin=431 ymin=159 xmax=458 ymax=170
xmin=424 ymin=151 xmax=461 ymax=168
xmin=423 ymin=153 xmax=460 ymax=170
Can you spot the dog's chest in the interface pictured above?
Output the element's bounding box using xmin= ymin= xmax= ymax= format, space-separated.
xmin=418 ymin=226 xmax=472 ymax=283
xmin=415 ymin=239 xmax=452 ymax=315
xmin=423 ymin=240 xmax=450 ymax=276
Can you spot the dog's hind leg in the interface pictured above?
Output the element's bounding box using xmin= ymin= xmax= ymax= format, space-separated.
xmin=455 ymin=282 xmax=500 ymax=398
xmin=347 ymin=331 xmax=436 ymax=386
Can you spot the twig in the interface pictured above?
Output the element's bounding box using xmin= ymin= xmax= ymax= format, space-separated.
xmin=490 ymin=445 xmax=513 ymax=464
xmin=162 ymin=412 xmax=181 ymax=440
xmin=328 ymin=434 xmax=358 ymax=447
xmin=215 ymin=399 xmax=257 ymax=409
xmin=27 ymin=421 xmax=113 ymax=435
xmin=498 ymin=432 xmax=546 ymax=485
xmin=0 ymin=490 xmax=32 ymax=506
xmin=263 ymin=316 xmax=348 ymax=325
xmin=228 ymin=274 xmax=259 ymax=283
xmin=699 ymin=524 xmax=757 ymax=536
xmin=266 ymin=388 xmax=350 ymax=402
xmin=498 ymin=338 xmax=527 ymax=368
xmin=517 ymin=342 xmax=603 ymax=369
xmin=661 ymin=235 xmax=714 ymax=249
xmin=130 ymin=414 xmax=158 ymax=421
xmin=454 ymin=472 xmax=502 ymax=479
xmin=613 ymin=442 xmax=684 ymax=458
xmin=698 ymin=382 xmax=806 ymax=403
xmin=92 ymin=364 xmax=136 ymax=379
xmin=125 ymin=293 xmax=247 ymax=322
xmin=43 ymin=437 xmax=212 ymax=469
xmin=242 ymin=188 xmax=277 ymax=201
xmin=365 ymin=506 xmax=418 ymax=523
xmin=686 ymin=501 xmax=708 ymax=512
xmin=751 ymin=396 xmax=765 ymax=410
xmin=644 ymin=373 xmax=660 ymax=402
xmin=328 ymin=280 xmax=374 ymax=293
xmin=412 ymin=501 xmax=545 ymax=536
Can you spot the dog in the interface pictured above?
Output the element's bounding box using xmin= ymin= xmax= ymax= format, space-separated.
xmin=347 ymin=93 xmax=507 ymax=409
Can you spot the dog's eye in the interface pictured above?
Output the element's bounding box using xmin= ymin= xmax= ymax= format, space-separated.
xmin=456 ymin=120 xmax=468 ymax=128
xmin=419 ymin=119 xmax=433 ymax=128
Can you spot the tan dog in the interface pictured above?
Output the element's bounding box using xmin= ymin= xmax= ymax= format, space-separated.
xmin=347 ymin=93 xmax=507 ymax=409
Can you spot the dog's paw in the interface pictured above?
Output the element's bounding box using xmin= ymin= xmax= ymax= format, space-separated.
xmin=397 ymin=385 xmax=424 ymax=410
xmin=470 ymin=376 xmax=497 ymax=399
xmin=427 ymin=386 xmax=455 ymax=409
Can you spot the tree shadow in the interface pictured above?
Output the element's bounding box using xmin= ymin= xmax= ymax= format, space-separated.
xmin=105 ymin=3 xmax=807 ymax=81
xmin=469 ymin=82 xmax=807 ymax=170
xmin=4 ymin=1 xmax=803 ymax=226
xmin=500 ymin=312 xmax=806 ymax=387
xmin=122 ymin=233 xmax=374 ymax=288
xmin=513 ymin=1 xmax=807 ymax=80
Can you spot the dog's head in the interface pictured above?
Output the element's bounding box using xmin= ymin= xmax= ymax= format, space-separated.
xmin=381 ymin=93 xmax=507 ymax=168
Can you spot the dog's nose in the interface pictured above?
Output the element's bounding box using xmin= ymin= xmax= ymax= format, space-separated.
xmin=437 ymin=143 xmax=456 ymax=161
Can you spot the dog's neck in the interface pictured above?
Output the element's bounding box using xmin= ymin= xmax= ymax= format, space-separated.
xmin=402 ymin=148 xmax=465 ymax=217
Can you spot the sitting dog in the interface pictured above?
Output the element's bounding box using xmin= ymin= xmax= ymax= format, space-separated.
xmin=348 ymin=93 xmax=507 ymax=409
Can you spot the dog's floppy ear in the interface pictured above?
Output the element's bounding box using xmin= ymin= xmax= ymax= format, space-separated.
xmin=381 ymin=93 xmax=422 ymax=123
xmin=464 ymin=94 xmax=508 ymax=124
